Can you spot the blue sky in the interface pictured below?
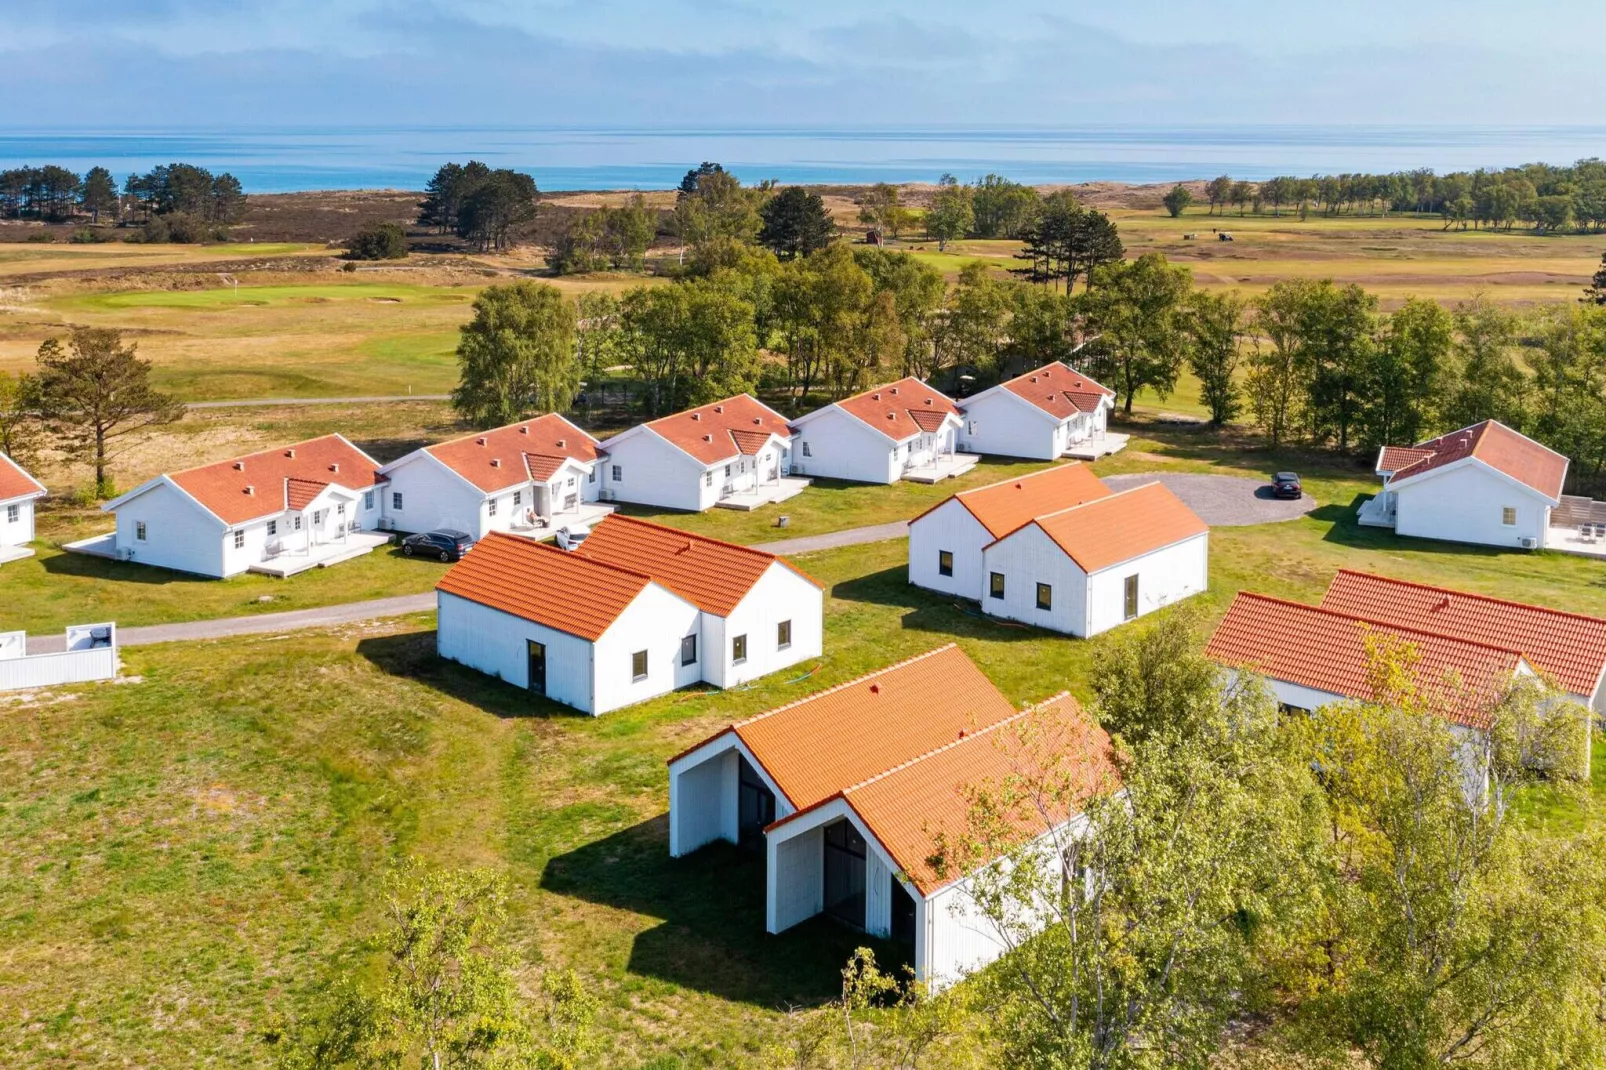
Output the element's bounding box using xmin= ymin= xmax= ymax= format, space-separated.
xmin=4 ymin=0 xmax=1606 ymax=128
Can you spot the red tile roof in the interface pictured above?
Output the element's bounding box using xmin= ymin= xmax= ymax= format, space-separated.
xmin=671 ymin=645 xmax=1021 ymax=810
xmin=426 ymin=414 xmax=600 ymax=494
xmin=165 ymin=435 xmax=384 ymax=526
xmin=0 ymin=453 xmax=46 ymax=503
xmin=833 ymin=377 xmax=961 ymax=442
xmin=819 ymin=692 xmax=1116 ymax=894
xmin=914 ymin=463 xmax=1112 ymax=538
xmin=436 ymin=531 xmax=654 ymax=641
xmin=1206 ymin=591 xmax=1526 ymax=730
xmin=1320 ymin=569 xmax=1606 ymax=698
xmin=999 ymin=362 xmax=1115 ymax=419
xmin=1376 ymin=446 xmax=1435 ymax=474
xmin=574 ymin=514 xmax=820 ymax=617
xmin=1014 ymin=481 xmax=1208 ymax=573
xmin=1386 ymin=420 xmax=1567 ymax=500
xmin=643 ymin=394 xmax=792 ymax=466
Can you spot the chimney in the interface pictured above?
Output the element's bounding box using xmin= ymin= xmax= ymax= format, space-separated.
xmin=518 ymin=425 xmax=529 ymax=435
xmin=869 ymin=683 xmax=880 ymax=694
xmin=556 ymin=438 xmax=565 ymax=448
xmin=1030 ymin=375 xmax=1038 ymax=383
xmin=872 ymin=392 xmax=881 ymax=401
xmin=890 ymin=386 xmax=899 ymax=395
xmin=751 ymin=418 xmax=761 ymax=425
xmin=476 ymin=436 xmax=487 ymax=446
xmin=714 ymin=404 xmax=724 ymax=413
xmin=491 ymin=458 xmax=502 ymax=468
xmin=243 ymin=485 xmax=254 ymax=496
xmin=691 ymin=413 xmax=701 ymax=421
xmin=233 ymin=461 xmax=245 ymax=471
xmin=329 ymin=463 xmax=339 ymax=473
xmin=703 ymin=434 xmax=713 ymax=442
xmin=284 ymin=448 xmax=296 ymax=459
xmin=924 ymin=397 xmax=933 ymax=405
xmin=887 ymin=412 xmax=896 ymax=420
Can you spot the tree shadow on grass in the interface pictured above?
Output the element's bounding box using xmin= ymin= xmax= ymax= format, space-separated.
xmin=541 ymin=817 xmax=909 ymax=1007
xmin=355 ymin=629 xmax=589 ymax=721
xmin=831 ymin=564 xmax=1060 ymax=644
xmin=39 ymin=548 xmax=218 ymax=587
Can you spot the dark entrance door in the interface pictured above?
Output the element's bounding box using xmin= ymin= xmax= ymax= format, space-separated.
xmin=823 ymin=819 xmax=867 ymax=927
xmin=527 ymin=640 xmax=546 ymax=695
xmin=737 ymin=754 xmax=775 ymax=848
xmin=891 ymin=875 xmax=917 ymax=945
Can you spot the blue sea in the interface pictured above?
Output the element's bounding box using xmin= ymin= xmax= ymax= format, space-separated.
xmin=0 ymin=126 xmax=1602 ymax=193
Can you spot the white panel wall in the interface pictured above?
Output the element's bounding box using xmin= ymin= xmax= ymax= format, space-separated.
xmin=590 ymin=584 xmax=704 ymax=714
xmin=1084 ymin=533 xmax=1209 ymax=637
xmin=908 ymin=499 xmax=992 ymax=599
xmin=1394 ymin=464 xmax=1552 ymax=549
xmin=600 ymin=430 xmax=710 ymax=511
xmin=0 ymin=647 xmax=118 ymax=691
xmin=865 ymin=850 xmax=893 ymax=938
xmin=113 ymin=481 xmax=226 ymax=577
xmin=708 ymin=564 xmax=824 ymax=689
xmin=384 ymin=454 xmax=487 ymax=536
xmin=957 ymin=391 xmax=1057 ymax=460
xmin=0 ymin=498 xmax=36 ymax=548
xmin=792 ymin=408 xmax=899 ymax=484
xmin=768 ymin=826 xmax=825 ymax=933
xmin=668 ymin=747 xmax=737 ymax=857
xmin=980 ymin=523 xmax=1087 ymax=634
xmin=435 ymin=591 xmax=597 ymax=712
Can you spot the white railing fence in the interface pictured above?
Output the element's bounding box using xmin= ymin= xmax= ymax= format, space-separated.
xmin=0 ymin=622 xmax=118 ymax=691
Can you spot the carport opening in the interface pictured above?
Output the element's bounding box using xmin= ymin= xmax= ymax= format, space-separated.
xmin=891 ymin=875 xmax=917 ymax=945
xmin=737 ymin=754 xmax=775 ymax=849
xmin=823 ymin=818 xmax=867 ymax=928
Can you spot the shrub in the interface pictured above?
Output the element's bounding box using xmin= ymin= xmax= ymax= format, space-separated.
xmin=341 ymin=260 xmax=358 ymax=273
xmin=345 ymin=221 xmax=409 ymax=260
xmin=25 ymin=230 xmax=55 ymax=243
xmin=69 ymin=228 xmax=114 ymax=244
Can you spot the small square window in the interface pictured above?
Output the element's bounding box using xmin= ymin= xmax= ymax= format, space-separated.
xmin=1501 ymin=506 xmax=1517 ymax=526
xmin=267 ymin=520 xmax=277 ymax=537
xmin=135 ymin=520 xmax=147 ymax=541
xmin=612 ymin=464 xmax=622 ymax=482
xmin=777 ymin=620 xmax=792 ymax=649
xmin=294 ymin=515 xmax=302 ymax=531
xmin=392 ymin=491 xmax=404 ymax=511
xmin=567 ymin=477 xmax=575 ymax=488
xmin=705 ymin=472 xmax=713 ymax=487
xmin=364 ymin=490 xmax=374 ymax=510
xmin=680 ymin=634 xmax=698 ymax=666
xmin=5 ymin=503 xmax=17 ymax=523
xmin=938 ymin=550 xmax=953 ymax=577
xmin=513 ymin=490 xmax=522 ymax=506
xmin=631 ymin=650 xmax=648 ymax=682
xmin=337 ymin=502 xmax=345 ymax=516
xmin=233 ymin=529 xmax=245 ymax=549
xmin=724 ymin=464 xmax=732 ymax=477
xmin=488 ymin=498 xmax=498 ymax=517
xmin=1037 ymin=583 xmax=1053 ymax=611
xmin=732 ymin=634 xmax=748 ymax=664
xmin=990 ymin=572 xmax=1005 ymax=600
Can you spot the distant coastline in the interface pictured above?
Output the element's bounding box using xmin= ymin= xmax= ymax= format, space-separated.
xmin=2 ymin=125 xmax=1603 ymax=194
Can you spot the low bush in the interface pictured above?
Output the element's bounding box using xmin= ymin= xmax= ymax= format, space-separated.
xmin=344 ymin=221 xmax=409 ymax=260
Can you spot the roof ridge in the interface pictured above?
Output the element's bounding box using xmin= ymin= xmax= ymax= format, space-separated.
xmin=728 ymin=643 xmax=963 ymax=732
xmin=1029 ymin=479 xmax=1163 ymax=522
xmin=1234 ymin=590 xmax=1527 ymax=660
xmin=956 ymin=462 xmax=1086 ymax=499
xmin=1329 ymin=568 xmax=1606 ymax=628
xmin=600 ymin=512 xmax=781 ymax=562
xmin=428 ymin=414 xmax=600 ymax=452
xmin=166 ymin=433 xmax=349 ymax=479
xmin=840 ymin=706 xmax=1034 ymax=796
xmin=477 ymin=531 xmax=657 ymax=585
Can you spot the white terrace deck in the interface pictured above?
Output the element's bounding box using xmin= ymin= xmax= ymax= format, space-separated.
xmin=715 ymin=476 xmax=812 ymax=511
xmin=903 ymin=452 xmax=980 ymax=485
xmin=249 ymin=531 xmax=393 ymax=577
xmin=508 ymin=502 xmax=617 ymax=540
xmin=1064 ymin=432 xmax=1129 ymax=460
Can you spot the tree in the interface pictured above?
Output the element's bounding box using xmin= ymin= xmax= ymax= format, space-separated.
xmin=455 ymin=169 xmax=538 ymax=252
xmin=923 ymin=174 xmax=973 ymax=252
xmin=1441 ymin=296 xmax=1528 ymax=431
xmin=1076 ymin=253 xmax=1193 ymax=414
xmin=1003 ymin=284 xmax=1077 ymax=372
xmin=34 ymin=327 xmax=183 ymax=496
xmin=672 ymin=165 xmax=761 ymax=255
xmin=1013 ymin=194 xmax=1123 ymax=295
xmin=0 ymin=370 xmax=42 ymax=469
xmin=1360 ymin=296 xmax=1452 ymax=450
xmin=856 ymin=183 xmax=912 ymax=239
xmin=1302 ymin=281 xmax=1378 ymax=452
xmin=344 ymin=222 xmax=408 ymax=260
xmin=1162 ymin=184 xmax=1194 ymax=218
xmin=272 ymin=864 xmax=596 ymax=1070
xmin=944 ymin=611 xmax=1323 ymax=1070
xmin=451 ymin=282 xmax=580 ymax=426
xmin=1585 ymin=251 xmax=1606 ymax=305
xmin=1247 ymin=281 xmax=1316 ymax=446
xmin=772 ymin=243 xmax=875 ymax=400
xmin=971 ymin=174 xmax=1040 ymax=238
xmin=758 ymin=186 xmax=835 ymax=260
xmin=935 ymin=262 xmax=1010 ymax=380
xmin=1231 ymin=180 xmax=1254 ymax=216
xmin=418 ymin=162 xmax=477 ymax=234
xmin=1186 ymin=289 xmax=1246 ymax=425
xmin=1205 ymin=175 xmax=1233 ymax=215
xmin=854 ymin=248 xmax=947 ymax=378
xmin=80 ymin=166 xmax=118 ymax=223
xmin=618 ymin=278 xmax=760 ymax=413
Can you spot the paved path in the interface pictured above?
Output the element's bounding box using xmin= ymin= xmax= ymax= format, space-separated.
xmin=187 ymin=394 xmax=449 ymax=409
xmin=27 ymin=520 xmax=912 ymax=653
xmin=1101 ymin=472 xmax=1317 ymax=526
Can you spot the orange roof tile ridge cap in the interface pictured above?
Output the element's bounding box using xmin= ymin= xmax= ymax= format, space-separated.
xmin=1327 ymin=568 xmax=1606 ymax=627
xmin=479 ymin=531 xmax=658 ymax=585
xmin=165 ymin=432 xmax=345 ymax=479
xmin=599 ymin=512 xmax=782 ymax=562
xmin=728 ymin=644 xmax=964 ymax=732
xmin=1030 ymin=479 xmax=1164 ymax=521
xmin=839 ymin=708 xmax=1034 ymax=797
xmin=1231 ymin=590 xmax=1527 ymax=659
xmin=955 ymin=462 xmax=1086 ymax=499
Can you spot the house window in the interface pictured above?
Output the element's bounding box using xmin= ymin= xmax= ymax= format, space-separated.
xmin=5 ymin=504 xmax=16 ymax=523
xmin=567 ymin=478 xmax=576 ymax=488
xmin=631 ymin=650 xmax=648 ymax=682
xmin=724 ymin=464 xmax=732 ymax=477
xmin=990 ymin=572 xmax=1005 ymax=600
xmin=1501 ymin=506 xmax=1517 ymax=526
xmin=680 ymin=634 xmax=698 ymax=666
xmin=364 ymin=491 xmax=374 ymax=510
xmin=233 ymin=529 xmax=245 ymax=550
xmin=392 ymin=491 xmax=404 ymax=511
xmin=1037 ymin=583 xmax=1052 ymax=611
xmin=588 ymin=471 xmax=596 ymax=484
xmin=612 ymin=464 xmax=622 ymax=482
xmin=488 ymin=497 xmax=498 ymax=517
xmin=705 ymin=472 xmax=713 ymax=487
xmin=938 ymin=550 xmax=953 ymax=577
xmin=1124 ymin=574 xmax=1139 ymax=620
xmin=777 ymin=620 xmax=792 ymax=649
xmin=732 ymin=634 xmax=748 ymax=664
xmin=802 ymin=441 xmax=812 ymax=457
xmin=267 ymin=520 xmax=277 ymax=537
xmin=294 ymin=515 xmax=302 ymax=531
xmin=337 ymin=502 xmax=345 ymax=516
xmin=135 ymin=521 xmax=147 ymax=541
xmin=513 ymin=490 xmax=522 ymax=506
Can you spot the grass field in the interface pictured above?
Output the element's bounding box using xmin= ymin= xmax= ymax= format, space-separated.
xmin=5 ymin=465 xmax=1603 ymax=1068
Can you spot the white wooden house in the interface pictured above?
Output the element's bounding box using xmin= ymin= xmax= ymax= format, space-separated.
xmin=666 ymin=644 xmax=1116 ymax=991
xmin=378 ymin=414 xmax=606 ymax=538
xmin=957 ymin=363 xmax=1120 ymax=460
xmin=435 ymin=515 xmax=823 ymax=714
xmin=0 ymin=453 xmax=46 ymax=564
xmin=1359 ymin=420 xmax=1567 ymax=549
xmin=980 ymin=481 xmax=1209 ymax=637
xmin=100 ymin=434 xmax=388 ymax=578
xmin=788 ymin=377 xmax=975 ymax=485
xmin=598 ymin=394 xmax=808 ymax=511
xmin=908 ymin=463 xmax=1111 ymax=600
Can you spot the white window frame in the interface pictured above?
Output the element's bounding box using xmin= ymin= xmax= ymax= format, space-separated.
xmin=612 ymin=464 xmax=622 ymax=482
xmin=680 ymin=634 xmax=697 ymax=666
xmin=631 ymin=649 xmax=648 ymax=682
xmin=777 ymin=620 xmax=792 ymax=650
xmin=392 ymin=491 xmax=404 ymax=511
xmin=5 ymin=503 xmax=17 ymax=523
xmin=267 ymin=519 xmax=277 ymax=537
xmin=488 ymin=497 xmax=498 ymax=517
xmin=364 ymin=491 xmax=375 ymax=510
xmin=1501 ymin=506 xmax=1517 ymax=526
xmin=136 ymin=520 xmax=147 ymax=541
xmin=732 ymin=634 xmax=748 ymax=664
xmin=233 ymin=529 xmax=245 ymax=550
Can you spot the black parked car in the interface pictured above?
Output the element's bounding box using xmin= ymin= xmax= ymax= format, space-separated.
xmin=401 ymin=529 xmax=473 ymax=562
xmin=1271 ymin=472 xmax=1303 ymax=500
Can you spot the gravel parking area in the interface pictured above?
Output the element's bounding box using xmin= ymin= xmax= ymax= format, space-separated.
xmin=1101 ymin=472 xmax=1317 ymax=526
